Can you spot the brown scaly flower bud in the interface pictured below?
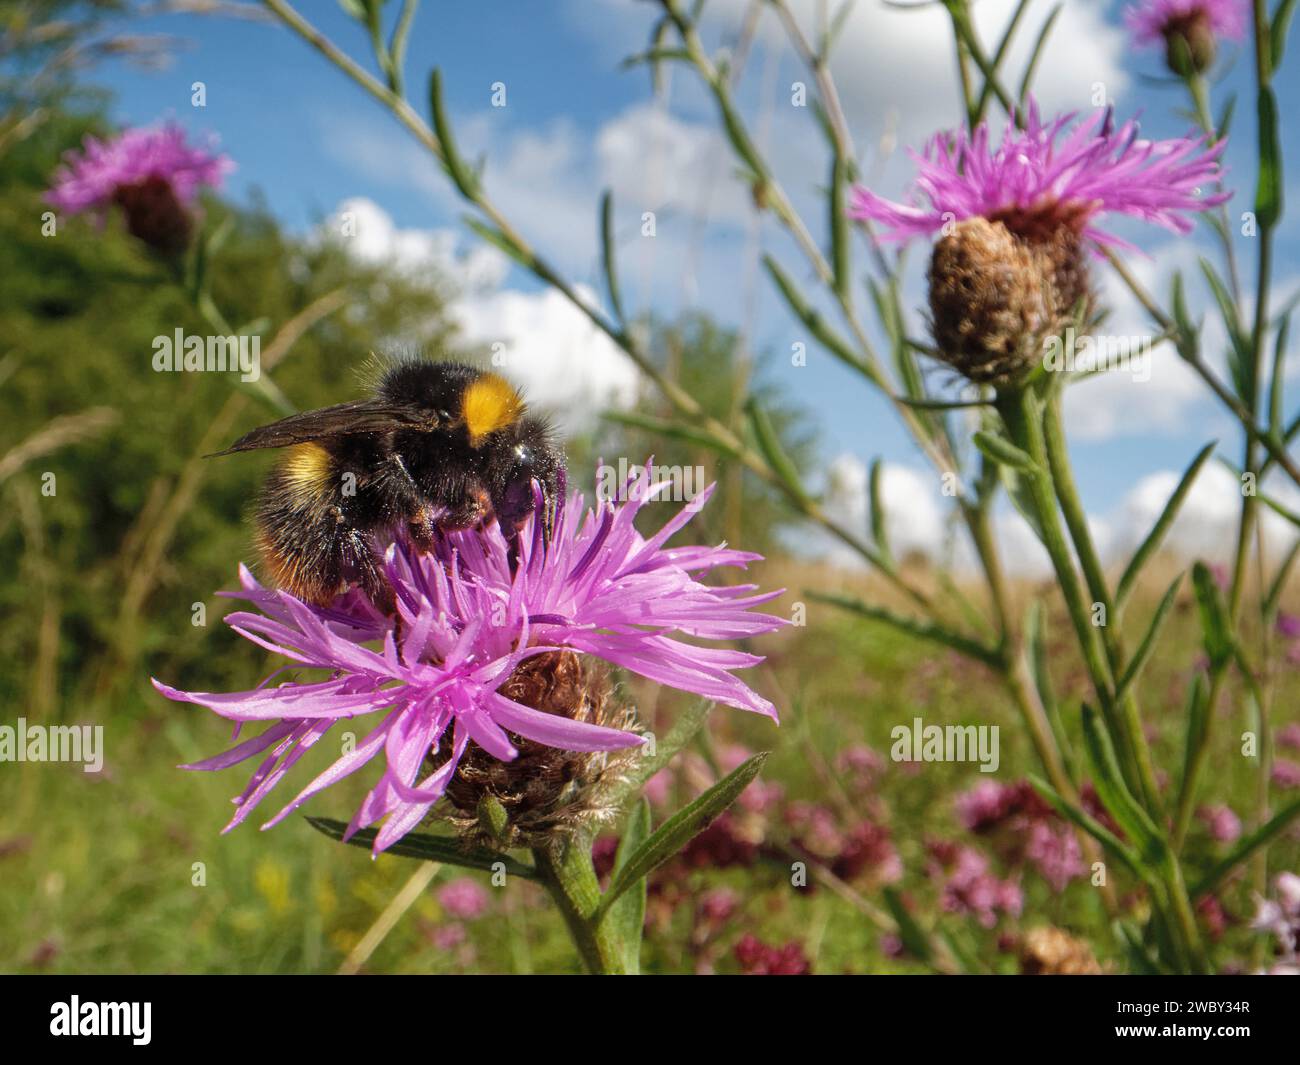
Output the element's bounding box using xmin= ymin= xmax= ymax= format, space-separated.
xmin=927 ymin=216 xmax=1091 ymax=385
xmin=112 ymin=175 xmax=194 ymax=257
xmin=431 ymin=651 xmax=643 ymax=850
xmin=1019 ymin=926 xmax=1107 ymax=975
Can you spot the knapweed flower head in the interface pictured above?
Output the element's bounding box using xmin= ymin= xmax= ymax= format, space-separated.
xmin=154 ymin=467 xmax=785 ymax=854
xmin=46 ymin=123 xmax=232 ymax=255
xmin=850 ymin=105 xmax=1228 ymax=383
xmin=1125 ymin=0 xmax=1247 ymax=73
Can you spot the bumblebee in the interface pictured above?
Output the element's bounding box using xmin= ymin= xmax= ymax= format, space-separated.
xmin=212 ymin=358 xmax=564 ymax=610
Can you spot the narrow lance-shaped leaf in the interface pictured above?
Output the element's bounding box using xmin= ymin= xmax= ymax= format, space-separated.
xmin=763 ymin=255 xmax=875 ymax=379
xmin=1029 ymin=775 xmax=1151 ymax=887
xmin=1114 ymin=574 xmax=1183 ymax=703
xmin=607 ymin=799 xmax=652 ymax=974
xmin=810 ymin=590 xmax=1001 ymax=667
xmin=1178 ymin=671 xmax=1209 ymax=798
xmin=605 ymin=699 xmax=712 ymax=814
xmin=1116 ymin=441 xmax=1215 ymax=609
xmin=746 ymin=397 xmax=811 ymax=506
xmin=594 ymin=753 xmax=769 ymax=923
xmin=600 ymin=191 xmax=626 ymax=325
xmin=1199 ymin=257 xmax=1251 ymax=400
xmin=1274 ymin=0 xmax=1299 ymax=69
xmin=1264 ymin=539 xmax=1300 ymax=620
xmin=1192 ymin=798 xmax=1300 ymax=897
xmin=1017 ymin=3 xmax=1062 ymax=102
xmin=1255 ymin=85 xmax=1283 ymax=230
xmin=1191 ymin=561 xmax=1233 ymax=668
xmin=868 ymin=457 xmax=893 ymax=566
xmin=602 ymin=409 xmax=740 ymax=460
xmin=972 ymin=429 xmax=1036 ymax=472
xmin=882 ymin=886 xmax=933 ymax=965
xmin=305 ymin=816 xmax=539 ymax=879
xmin=1079 ymin=705 xmax=1165 ymax=863
xmin=430 ymin=70 xmax=479 ymax=199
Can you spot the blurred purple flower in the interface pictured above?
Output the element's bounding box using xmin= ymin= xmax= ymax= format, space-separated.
xmin=1124 ymin=0 xmax=1247 ymax=46
xmin=1024 ymin=821 xmax=1086 ymax=892
xmin=47 ymin=123 xmax=232 ymax=253
xmin=154 ymin=469 xmax=785 ymax=854
xmin=1196 ymin=803 xmax=1242 ymax=843
xmin=1271 ymin=759 xmax=1300 ymax=790
xmin=437 ymin=878 xmax=489 ymax=921
xmin=1277 ymin=722 xmax=1300 ymax=751
xmin=849 ymin=103 xmax=1227 ymax=251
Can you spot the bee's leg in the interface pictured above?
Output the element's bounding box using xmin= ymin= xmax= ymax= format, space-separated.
xmin=406 ymin=506 xmax=439 ymax=554
xmin=340 ymin=525 xmax=394 ymax=615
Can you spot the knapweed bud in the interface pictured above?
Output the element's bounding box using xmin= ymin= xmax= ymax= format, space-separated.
xmin=1163 ymin=10 xmax=1218 ymax=74
xmin=927 ymin=217 xmax=1089 ymax=385
xmin=435 ymin=651 xmax=642 ymax=850
xmin=112 ymin=175 xmax=193 ymax=256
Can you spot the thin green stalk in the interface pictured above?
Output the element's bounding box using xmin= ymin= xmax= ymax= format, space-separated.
xmin=532 ymin=840 xmax=628 ymax=975
xmin=1042 ymin=392 xmax=1161 ymax=815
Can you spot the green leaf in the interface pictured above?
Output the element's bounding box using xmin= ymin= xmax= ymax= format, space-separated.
xmin=462 ymin=217 xmax=532 ymax=270
xmin=599 ymin=191 xmax=625 ymax=325
xmin=1078 ymin=705 xmax=1165 ymax=863
xmin=601 ymin=409 xmax=740 ymax=459
xmin=1255 ymin=85 xmax=1283 ymax=230
xmin=1026 ymin=600 xmax=1075 ymax=773
xmin=746 ymin=397 xmax=810 ymax=506
xmin=1192 ymin=797 xmax=1300 ymax=898
xmin=868 ymin=457 xmax=893 ymax=565
xmin=594 ymin=753 xmax=769 ymax=923
xmin=606 ymin=799 xmax=652 ymax=974
xmin=604 ymin=700 xmax=713 ymax=814
xmin=1017 ymin=3 xmax=1062 ymax=102
xmin=1170 ymin=272 xmax=1202 ymax=362
xmin=1114 ymin=574 xmax=1182 ymax=704
xmin=1275 ymin=0 xmax=1299 ymax=68
xmin=1116 ymin=442 xmax=1215 ymax=609
xmin=430 ymin=70 xmax=480 ymax=199
xmin=829 ymin=154 xmax=851 ymax=300
xmin=762 ymin=255 xmax=875 ymax=379
xmin=1191 ymin=561 xmax=1233 ymax=668
xmin=1264 ymin=539 xmax=1300 ymax=620
xmin=1199 ymin=258 xmax=1251 ymax=399
xmin=972 ymin=429 xmax=1036 ymax=472
xmin=882 ymin=886 xmax=933 ymax=964
xmin=1269 ymin=312 xmax=1290 ymax=439
xmin=1177 ymin=671 xmax=1209 ymax=796
xmin=305 ymin=816 xmax=539 ymax=879
xmin=1216 ymin=93 xmax=1237 ymax=141
xmin=1114 ymin=920 xmax=1169 ymax=975
xmin=1029 ymin=775 xmax=1150 ymax=886
xmin=810 ymin=590 xmax=1000 ymax=666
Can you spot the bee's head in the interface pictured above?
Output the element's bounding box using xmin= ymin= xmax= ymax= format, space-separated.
xmin=488 ymin=416 xmax=566 ymax=546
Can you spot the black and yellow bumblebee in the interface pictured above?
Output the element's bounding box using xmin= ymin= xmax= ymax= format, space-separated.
xmin=211 ymin=358 xmax=565 ymax=610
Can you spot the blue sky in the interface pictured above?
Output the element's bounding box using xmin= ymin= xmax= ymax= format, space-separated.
xmin=87 ymin=0 xmax=1300 ymax=564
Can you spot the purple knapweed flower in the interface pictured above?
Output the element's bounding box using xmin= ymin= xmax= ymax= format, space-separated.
xmin=849 ymin=103 xmax=1227 ymax=251
xmin=437 ymin=878 xmax=489 ymax=920
xmin=1196 ymin=803 xmax=1243 ymax=843
xmin=154 ymin=469 xmax=786 ymax=854
xmin=1126 ymin=0 xmax=1246 ymax=73
xmin=47 ymin=123 xmax=232 ymax=253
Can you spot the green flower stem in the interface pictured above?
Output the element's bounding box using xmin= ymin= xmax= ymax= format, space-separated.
xmin=1001 ymin=385 xmax=1205 ymax=970
xmin=995 ymin=388 xmax=1134 ymax=780
xmin=1042 ymin=392 xmax=1162 ymax=816
xmin=532 ymin=839 xmax=628 ymax=975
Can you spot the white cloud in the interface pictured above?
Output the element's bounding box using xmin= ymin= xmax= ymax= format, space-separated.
xmin=314 ymin=198 xmax=640 ymax=434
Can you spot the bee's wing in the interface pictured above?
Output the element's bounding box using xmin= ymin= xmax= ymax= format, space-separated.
xmin=206 ymin=400 xmax=434 ymax=457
